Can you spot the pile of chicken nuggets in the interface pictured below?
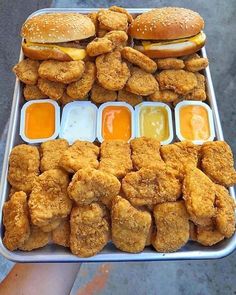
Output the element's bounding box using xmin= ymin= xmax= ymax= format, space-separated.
xmin=3 ymin=137 xmax=236 ymax=257
xmin=13 ymin=6 xmax=209 ymax=107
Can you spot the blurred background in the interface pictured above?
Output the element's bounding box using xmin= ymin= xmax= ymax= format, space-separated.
xmin=0 ymin=0 xmax=236 ymax=294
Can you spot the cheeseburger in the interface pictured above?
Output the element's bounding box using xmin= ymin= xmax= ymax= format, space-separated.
xmin=129 ymin=7 xmax=206 ymax=58
xmin=21 ymin=13 xmax=95 ymax=61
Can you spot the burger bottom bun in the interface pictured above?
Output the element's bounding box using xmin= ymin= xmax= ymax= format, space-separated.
xmin=134 ymin=41 xmax=205 ymax=59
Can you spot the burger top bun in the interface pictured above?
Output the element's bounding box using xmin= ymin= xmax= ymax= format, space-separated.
xmin=21 ymin=13 xmax=96 ymax=43
xmin=129 ymin=7 xmax=204 ymax=40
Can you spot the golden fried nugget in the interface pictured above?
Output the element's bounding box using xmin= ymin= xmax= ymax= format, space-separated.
xmin=38 ymin=60 xmax=85 ymax=84
xmin=121 ymin=47 xmax=157 ymax=73
xmin=68 ymin=168 xmax=121 ymax=207
xmin=184 ymin=54 xmax=209 ymax=72
xmin=59 ymin=92 xmax=75 ymax=105
xmin=40 ymin=139 xmax=69 ymax=172
xmin=117 ymin=89 xmax=142 ymax=106
xmin=148 ymin=89 xmax=178 ymax=103
xmin=152 ymin=201 xmax=189 ymax=252
xmin=98 ymin=28 xmax=109 ymax=37
xmin=38 ymin=78 xmax=65 ymax=100
xmin=130 ymin=137 xmax=164 ymax=170
xmin=86 ymin=37 xmax=113 ymax=56
xmin=59 ymin=140 xmax=99 ymax=173
xmin=91 ymin=83 xmax=117 ymax=103
xmin=98 ymin=9 xmax=128 ymax=31
xmin=52 ymin=218 xmax=70 ymax=247
xmin=40 ymin=219 xmax=62 ymax=233
xmin=196 ymin=225 xmax=224 ymax=246
xmin=215 ymin=185 xmax=235 ymax=238
xmin=88 ymin=12 xmax=99 ymax=33
xmin=156 ymin=58 xmax=185 ymax=70
xmin=126 ymin=67 xmax=158 ymax=96
xmin=201 ymin=141 xmax=236 ymax=187
xmin=19 ymin=225 xmax=50 ymax=251
xmin=13 ymin=58 xmax=40 ymax=85
xmin=183 ymin=73 xmax=206 ymax=101
xmin=70 ymin=203 xmax=110 ymax=257
xmin=109 ymin=6 xmax=133 ymax=23
xmin=183 ymin=166 xmax=216 ymax=226
xmin=8 ymin=144 xmax=40 ymax=193
xmin=29 ymin=169 xmax=72 ymax=230
xmin=99 ymin=140 xmax=133 ymax=179
xmin=9 ymin=187 xmax=18 ymax=199
xmin=111 ymin=196 xmax=151 ymax=253
xmin=66 ymin=62 xmax=96 ymax=99
xmin=156 ymin=69 xmax=197 ymax=95
xmin=23 ymin=85 xmax=48 ymax=100
xmin=96 ymin=51 xmax=130 ymax=91
xmin=3 ymin=192 xmax=30 ymax=251
xmin=105 ymin=31 xmax=128 ymax=48
xmin=122 ymin=165 xmax=182 ymax=206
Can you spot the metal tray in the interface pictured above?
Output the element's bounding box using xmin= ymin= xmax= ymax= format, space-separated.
xmin=0 ymin=8 xmax=235 ymax=262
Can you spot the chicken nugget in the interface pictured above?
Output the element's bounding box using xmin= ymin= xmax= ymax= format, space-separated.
xmin=105 ymin=31 xmax=128 ymax=48
xmin=52 ymin=218 xmax=70 ymax=247
xmin=122 ymin=165 xmax=182 ymax=206
xmin=183 ymin=166 xmax=216 ymax=226
xmin=184 ymin=54 xmax=209 ymax=72
xmin=86 ymin=38 xmax=113 ymax=56
xmin=215 ymin=184 xmax=235 ymax=238
xmin=182 ymin=73 xmax=206 ymax=101
xmin=3 ymin=192 xmax=30 ymax=251
xmin=96 ymin=51 xmax=130 ymax=91
xmin=156 ymin=69 xmax=197 ymax=95
xmin=8 ymin=144 xmax=40 ymax=193
xmin=98 ymin=28 xmax=109 ymax=37
xmin=121 ymin=47 xmax=157 ymax=73
xmin=91 ymin=83 xmax=117 ymax=104
xmin=148 ymin=89 xmax=178 ymax=103
xmin=59 ymin=92 xmax=75 ymax=105
xmin=40 ymin=139 xmax=69 ymax=172
xmin=88 ymin=12 xmax=99 ymax=33
xmin=109 ymin=6 xmax=133 ymax=23
xmin=196 ymin=225 xmax=224 ymax=246
xmin=13 ymin=58 xmax=40 ymax=85
xmin=29 ymin=169 xmax=72 ymax=230
xmin=66 ymin=62 xmax=96 ymax=99
xmin=126 ymin=67 xmax=158 ymax=96
xmin=152 ymin=201 xmax=189 ymax=252
xmin=19 ymin=225 xmax=50 ymax=251
xmin=70 ymin=203 xmax=110 ymax=257
xmin=156 ymin=58 xmax=185 ymax=70
xmin=40 ymin=219 xmax=62 ymax=233
xmin=38 ymin=78 xmax=65 ymax=100
xmin=98 ymin=9 xmax=128 ymax=31
xmin=23 ymin=85 xmax=48 ymax=100
xmin=99 ymin=140 xmax=133 ymax=179
xmin=38 ymin=60 xmax=85 ymax=84
xmin=59 ymin=140 xmax=99 ymax=173
xmin=130 ymin=137 xmax=164 ymax=170
xmin=117 ymin=89 xmax=142 ymax=106
xmin=201 ymin=141 xmax=236 ymax=187
xmin=111 ymin=196 xmax=151 ymax=253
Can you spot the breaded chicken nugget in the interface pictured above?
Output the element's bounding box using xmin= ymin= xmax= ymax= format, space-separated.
xmin=86 ymin=38 xmax=113 ymax=56
xmin=91 ymin=83 xmax=117 ymax=104
xmin=184 ymin=54 xmax=209 ymax=72
xmin=182 ymin=72 xmax=206 ymax=101
xmin=98 ymin=9 xmax=128 ymax=31
xmin=196 ymin=225 xmax=224 ymax=246
xmin=99 ymin=140 xmax=133 ymax=179
xmin=215 ymin=185 xmax=235 ymax=238
xmin=38 ymin=78 xmax=65 ymax=100
xmin=29 ymin=169 xmax=72 ymax=230
xmin=59 ymin=92 xmax=75 ymax=105
xmin=38 ymin=60 xmax=85 ymax=84
xmin=148 ymin=89 xmax=178 ymax=103
xmin=122 ymin=165 xmax=182 ymax=206
xmin=8 ymin=144 xmax=40 ymax=193
xmin=70 ymin=203 xmax=110 ymax=257
xmin=3 ymin=192 xmax=30 ymax=251
xmin=98 ymin=29 xmax=109 ymax=37
xmin=59 ymin=140 xmax=99 ymax=173
xmin=88 ymin=12 xmax=99 ymax=33
xmin=68 ymin=168 xmax=121 ymax=207
xmin=201 ymin=141 xmax=236 ymax=187
xmin=105 ymin=31 xmax=128 ymax=48
xmin=40 ymin=219 xmax=62 ymax=233
xmin=52 ymin=218 xmax=70 ymax=247
xmin=121 ymin=47 xmax=157 ymax=73
xmin=117 ymin=89 xmax=142 ymax=106
xmin=156 ymin=69 xmax=197 ymax=95
xmin=183 ymin=166 xmax=216 ymax=226
xmin=96 ymin=51 xmax=130 ymax=91
xmin=111 ymin=196 xmax=151 ymax=253
xmin=40 ymin=139 xmax=69 ymax=172
xmin=130 ymin=137 xmax=164 ymax=170
xmin=109 ymin=6 xmax=133 ymax=23
xmin=156 ymin=58 xmax=184 ymax=70
xmin=13 ymin=58 xmax=40 ymax=85
xmin=66 ymin=62 xmax=96 ymax=99
xmin=126 ymin=67 xmax=158 ymax=96
xmin=23 ymin=85 xmax=48 ymax=100
xmin=152 ymin=201 xmax=189 ymax=252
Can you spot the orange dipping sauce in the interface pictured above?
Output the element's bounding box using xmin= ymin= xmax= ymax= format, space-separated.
xmin=180 ymin=105 xmax=210 ymax=140
xmin=25 ymin=103 xmax=55 ymax=139
xmin=102 ymin=106 xmax=131 ymax=140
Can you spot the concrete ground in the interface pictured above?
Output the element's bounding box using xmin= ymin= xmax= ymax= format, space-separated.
xmin=0 ymin=0 xmax=236 ymax=294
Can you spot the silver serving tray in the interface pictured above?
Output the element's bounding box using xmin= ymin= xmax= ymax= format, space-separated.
xmin=0 ymin=8 xmax=235 ymax=262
